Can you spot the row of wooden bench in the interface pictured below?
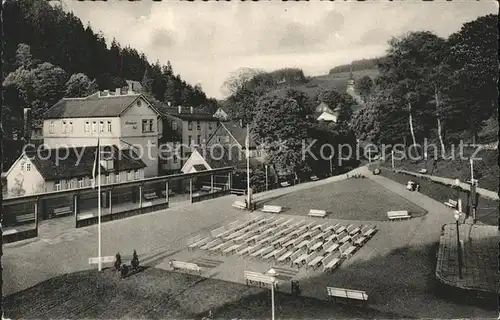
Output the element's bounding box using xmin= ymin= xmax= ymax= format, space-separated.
xmin=188 ymin=216 xmax=377 ymax=272
xmin=260 ymin=205 xmax=327 ymax=218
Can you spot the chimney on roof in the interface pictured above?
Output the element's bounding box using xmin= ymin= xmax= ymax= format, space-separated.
xmin=190 ymin=106 xmax=194 ymax=114
xmin=178 ymin=105 xmax=182 ymax=114
xmin=115 ymin=88 xmax=121 ymax=95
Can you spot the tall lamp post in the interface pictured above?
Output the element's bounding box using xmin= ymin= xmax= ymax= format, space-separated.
xmin=265 ymin=164 xmax=269 ymax=191
xmin=454 ymin=211 xmax=463 ymax=279
xmin=268 ymin=268 xmax=277 ymax=320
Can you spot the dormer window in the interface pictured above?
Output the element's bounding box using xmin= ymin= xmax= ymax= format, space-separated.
xmin=69 ymin=121 xmax=73 ymax=133
xmin=99 ymin=121 xmax=104 ymax=133
xmin=62 ymin=121 xmax=67 ymax=133
xmin=85 ymin=121 xmax=90 ymax=132
xmin=49 ymin=121 xmax=55 ymax=134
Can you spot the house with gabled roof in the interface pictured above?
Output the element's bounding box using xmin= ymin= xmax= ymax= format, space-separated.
xmin=181 ymin=120 xmax=266 ymax=173
xmin=4 ymin=145 xmax=146 ymax=197
xmin=213 ymin=106 xmax=230 ymax=121
xmin=41 ymin=90 xmax=161 ymax=177
xmin=158 ymin=105 xmax=219 ymax=174
xmin=313 ymin=101 xmax=340 ymax=123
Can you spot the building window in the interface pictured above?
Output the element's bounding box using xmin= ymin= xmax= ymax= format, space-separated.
xmin=196 ymin=121 xmax=201 ymax=130
xmin=69 ymin=180 xmax=75 ymax=189
xmin=173 ymin=154 xmax=178 ymax=163
xmin=209 ymin=122 xmax=213 ymax=130
xmin=92 ymin=121 xmax=97 ymax=132
xmin=49 ymin=121 xmax=55 ymax=134
xmin=78 ymin=178 xmax=84 ymax=188
xmin=105 ymin=174 xmax=111 ymax=184
xmin=188 ymin=121 xmax=193 ymax=130
xmin=142 ymin=119 xmax=154 ymax=133
xmin=115 ymin=173 xmax=121 ymax=183
xmin=128 ymin=171 xmax=133 ymax=181
xmin=107 ymin=121 xmax=112 ymax=132
xmin=197 ymin=135 xmax=201 ymax=145
xmin=172 ymin=121 xmax=178 ymax=130
xmin=99 ymin=121 xmax=104 ymax=133
xmin=55 ymin=181 xmax=61 ymax=191
xmin=26 ymin=163 xmax=31 ymax=171
xmin=188 ymin=135 xmax=192 ymax=146
xmin=85 ymin=121 xmax=90 ymax=132
xmin=62 ymin=121 xmax=67 ymax=133
xmin=69 ymin=121 xmax=73 ymax=133
xmin=134 ymin=170 xmax=139 ymax=180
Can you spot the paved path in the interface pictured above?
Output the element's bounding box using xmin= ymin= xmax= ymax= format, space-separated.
xmin=393 ymin=168 xmax=499 ymax=200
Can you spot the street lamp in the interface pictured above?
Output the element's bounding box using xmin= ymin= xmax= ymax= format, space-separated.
xmin=267 ymin=268 xmax=277 ymax=320
xmin=265 ymin=164 xmax=269 ymax=191
xmin=454 ymin=211 xmax=463 ymax=279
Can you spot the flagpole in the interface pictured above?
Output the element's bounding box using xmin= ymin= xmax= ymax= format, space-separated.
xmin=97 ymin=134 xmax=102 ymax=271
xmin=246 ymin=124 xmax=251 ymax=210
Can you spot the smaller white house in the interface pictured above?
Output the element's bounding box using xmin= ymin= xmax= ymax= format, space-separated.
xmin=314 ymin=102 xmax=340 ymax=123
xmin=213 ymin=107 xmax=230 ymax=121
xmin=4 ymin=145 xmax=146 ymax=197
xmin=181 ymin=149 xmax=212 ymax=173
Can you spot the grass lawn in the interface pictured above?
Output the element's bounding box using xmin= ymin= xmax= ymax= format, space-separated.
xmin=260 ymin=178 xmax=427 ymax=221
xmin=4 ymin=267 xmax=403 ymax=319
xmin=379 ymin=169 xmax=498 ymax=226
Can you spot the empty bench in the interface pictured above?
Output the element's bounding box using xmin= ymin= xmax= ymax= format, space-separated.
xmin=444 ymin=199 xmax=458 ymax=208
xmin=310 ymin=175 xmax=319 ymax=181
xmin=53 ymin=206 xmax=72 ymax=216
xmin=418 ymin=168 xmax=428 ymax=174
xmin=161 ymin=189 xmax=175 ymax=197
xmin=232 ymin=201 xmax=246 ymax=210
xmin=262 ymin=205 xmax=282 ymax=214
xmin=387 ymin=210 xmax=411 ymax=221
xmin=327 ymin=287 xmax=368 ymax=302
xmin=143 ymin=192 xmax=158 ymax=200
xmin=308 ymin=209 xmax=327 ymax=218
xmin=169 ymin=260 xmax=201 ymax=274
xmin=280 ymin=181 xmax=291 ymax=187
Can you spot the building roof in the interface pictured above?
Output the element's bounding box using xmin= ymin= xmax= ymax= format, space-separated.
xmin=161 ymin=107 xmax=217 ymax=121
xmin=43 ymin=93 xmax=156 ymax=119
xmin=24 ymin=145 xmax=146 ymax=181
xmin=217 ymin=121 xmax=258 ymax=149
xmin=193 ymin=164 xmax=209 ymax=171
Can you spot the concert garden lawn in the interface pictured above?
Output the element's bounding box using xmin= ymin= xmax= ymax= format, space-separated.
xmin=260 ymin=178 xmax=427 ymax=221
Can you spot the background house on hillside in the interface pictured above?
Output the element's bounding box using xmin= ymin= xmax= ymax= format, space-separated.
xmin=213 ymin=106 xmax=230 ymax=121
xmin=313 ymin=102 xmax=340 ymax=123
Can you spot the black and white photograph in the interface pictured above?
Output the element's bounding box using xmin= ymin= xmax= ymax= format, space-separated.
xmin=0 ymin=0 xmax=498 ymax=318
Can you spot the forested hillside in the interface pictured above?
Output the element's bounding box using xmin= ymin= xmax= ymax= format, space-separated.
xmin=2 ymin=0 xmax=217 ymax=139
xmin=328 ymin=57 xmax=384 ymax=74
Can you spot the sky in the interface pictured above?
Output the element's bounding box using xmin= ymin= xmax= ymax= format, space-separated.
xmin=59 ymin=0 xmax=497 ymax=99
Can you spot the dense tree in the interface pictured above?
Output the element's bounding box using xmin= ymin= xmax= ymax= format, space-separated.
xmin=253 ymin=95 xmax=312 ymax=176
xmin=447 ymin=13 xmax=498 ymax=143
xmin=355 ymin=75 xmax=374 ymax=102
xmin=65 ymin=73 xmax=98 ymax=98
